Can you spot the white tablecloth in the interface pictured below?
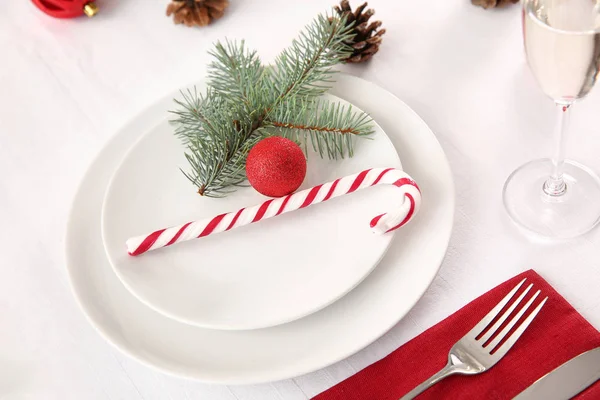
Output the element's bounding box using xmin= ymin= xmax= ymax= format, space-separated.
xmin=2 ymin=0 xmax=599 ymax=398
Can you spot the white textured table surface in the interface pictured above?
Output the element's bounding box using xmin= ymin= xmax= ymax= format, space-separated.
xmin=2 ymin=0 xmax=600 ymax=399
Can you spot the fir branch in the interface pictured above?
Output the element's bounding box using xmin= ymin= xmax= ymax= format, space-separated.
xmin=170 ymin=87 xmax=207 ymax=144
xmin=268 ymin=14 xmax=354 ymax=104
xmin=173 ymin=90 xmax=266 ymax=197
xmin=171 ymin=11 xmax=373 ymax=197
xmin=265 ymin=97 xmax=373 ymax=159
xmin=207 ymin=40 xmax=268 ymax=108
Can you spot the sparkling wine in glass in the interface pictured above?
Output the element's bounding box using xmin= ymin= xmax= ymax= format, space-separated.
xmin=503 ymin=0 xmax=600 ymax=238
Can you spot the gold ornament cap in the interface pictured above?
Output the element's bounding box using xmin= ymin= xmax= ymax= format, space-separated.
xmin=83 ymin=2 xmax=99 ymax=17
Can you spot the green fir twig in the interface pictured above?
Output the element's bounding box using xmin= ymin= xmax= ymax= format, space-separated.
xmin=170 ymin=11 xmax=375 ymax=197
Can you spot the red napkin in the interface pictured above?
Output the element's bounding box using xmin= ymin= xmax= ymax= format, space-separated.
xmin=313 ymin=270 xmax=600 ymax=400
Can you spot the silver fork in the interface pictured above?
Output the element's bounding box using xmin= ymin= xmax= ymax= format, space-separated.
xmin=400 ymin=278 xmax=548 ymax=400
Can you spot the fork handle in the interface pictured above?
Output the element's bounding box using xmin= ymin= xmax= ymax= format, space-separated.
xmin=399 ymin=362 xmax=460 ymax=400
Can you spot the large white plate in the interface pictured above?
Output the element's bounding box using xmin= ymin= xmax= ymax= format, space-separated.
xmin=101 ymin=94 xmax=401 ymax=330
xmin=65 ymin=74 xmax=454 ymax=384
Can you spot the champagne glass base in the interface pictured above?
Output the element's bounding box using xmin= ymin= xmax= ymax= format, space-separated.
xmin=503 ymin=159 xmax=600 ymax=239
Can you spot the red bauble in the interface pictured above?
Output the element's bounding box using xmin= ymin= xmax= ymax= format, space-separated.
xmin=246 ymin=137 xmax=307 ymax=198
xmin=32 ymin=0 xmax=99 ymax=18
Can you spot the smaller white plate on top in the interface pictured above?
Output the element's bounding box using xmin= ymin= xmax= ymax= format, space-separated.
xmin=101 ymin=93 xmax=402 ymax=331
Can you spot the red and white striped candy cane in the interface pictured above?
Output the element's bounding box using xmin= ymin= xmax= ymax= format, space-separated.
xmin=126 ymin=167 xmax=421 ymax=256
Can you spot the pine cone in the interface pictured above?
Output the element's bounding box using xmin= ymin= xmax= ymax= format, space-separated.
xmin=334 ymin=1 xmax=385 ymax=63
xmin=166 ymin=0 xmax=228 ymax=27
xmin=471 ymin=0 xmax=519 ymax=9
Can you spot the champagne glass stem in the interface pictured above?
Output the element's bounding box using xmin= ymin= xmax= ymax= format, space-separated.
xmin=543 ymin=103 xmax=572 ymax=197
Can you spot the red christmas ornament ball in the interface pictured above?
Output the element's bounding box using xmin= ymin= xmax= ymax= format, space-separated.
xmin=246 ymin=137 xmax=307 ymax=197
xmin=33 ymin=0 xmax=99 ymax=18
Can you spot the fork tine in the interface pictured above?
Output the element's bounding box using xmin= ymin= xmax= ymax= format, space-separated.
xmin=491 ymin=296 xmax=548 ymax=359
xmin=477 ymin=283 xmax=533 ymax=344
xmin=489 ymin=293 xmax=547 ymax=358
xmin=466 ymin=278 xmax=527 ymax=338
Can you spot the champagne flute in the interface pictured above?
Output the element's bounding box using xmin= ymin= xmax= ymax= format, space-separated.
xmin=503 ymin=0 xmax=600 ymax=238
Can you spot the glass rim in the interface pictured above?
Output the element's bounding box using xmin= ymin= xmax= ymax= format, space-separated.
xmin=523 ymin=0 xmax=600 ymax=36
